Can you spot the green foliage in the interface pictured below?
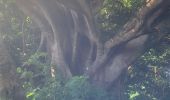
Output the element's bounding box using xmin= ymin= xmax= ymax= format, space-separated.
xmin=32 ymin=76 xmax=113 ymax=100
xmin=15 ymin=52 xmax=49 ymax=100
xmin=126 ymin=45 xmax=170 ymax=100
xmin=63 ymin=76 xmax=111 ymax=100
xmin=19 ymin=52 xmax=112 ymax=100
xmin=129 ymin=91 xmax=139 ymax=100
xmin=97 ymin=0 xmax=145 ymax=41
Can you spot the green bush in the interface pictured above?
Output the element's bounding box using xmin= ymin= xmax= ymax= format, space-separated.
xmin=29 ymin=76 xmax=113 ymax=100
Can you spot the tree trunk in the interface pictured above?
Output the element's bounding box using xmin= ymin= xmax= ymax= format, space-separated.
xmin=15 ymin=0 xmax=170 ymax=88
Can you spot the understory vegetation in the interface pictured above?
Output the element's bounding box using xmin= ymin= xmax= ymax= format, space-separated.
xmin=0 ymin=0 xmax=170 ymax=100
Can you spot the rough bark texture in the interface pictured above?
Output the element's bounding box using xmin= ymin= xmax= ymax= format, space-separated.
xmin=14 ymin=0 xmax=170 ymax=88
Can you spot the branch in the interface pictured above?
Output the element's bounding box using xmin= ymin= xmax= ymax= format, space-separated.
xmin=104 ymin=0 xmax=169 ymax=50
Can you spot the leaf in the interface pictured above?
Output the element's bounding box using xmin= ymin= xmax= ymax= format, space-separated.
xmin=129 ymin=91 xmax=140 ymax=100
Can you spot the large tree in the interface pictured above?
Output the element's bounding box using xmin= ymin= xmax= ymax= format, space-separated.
xmin=14 ymin=0 xmax=170 ymax=88
xmin=0 ymin=0 xmax=170 ymax=99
